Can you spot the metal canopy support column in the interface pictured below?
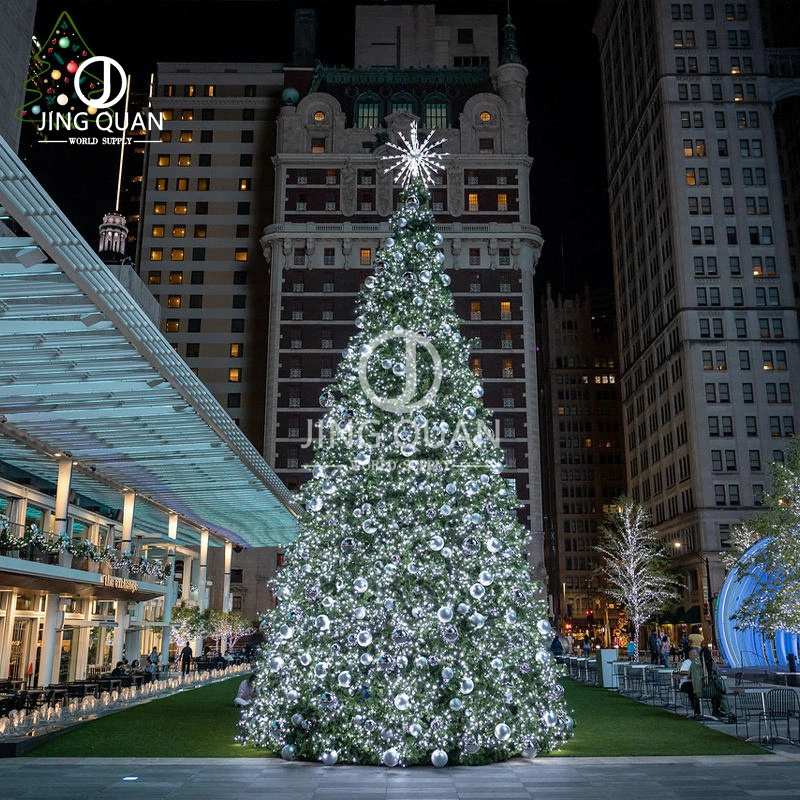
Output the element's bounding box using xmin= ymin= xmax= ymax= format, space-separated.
xmin=53 ymin=457 xmax=73 ymax=541
xmin=223 ymin=541 xmax=232 ymax=613
xmin=195 ymin=529 xmax=209 ymax=657
xmin=112 ymin=599 xmax=127 ymax=667
xmin=38 ymin=592 xmax=61 ymax=687
xmin=121 ymin=490 xmax=135 ymax=556
xmin=160 ymin=511 xmax=179 ymax=669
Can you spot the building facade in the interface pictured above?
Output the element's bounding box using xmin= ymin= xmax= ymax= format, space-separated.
xmin=538 ymin=285 xmax=625 ymax=639
xmin=261 ymin=5 xmax=548 ymax=577
xmin=593 ymin=0 xmax=800 ymax=639
xmin=136 ymin=62 xmax=287 ymax=449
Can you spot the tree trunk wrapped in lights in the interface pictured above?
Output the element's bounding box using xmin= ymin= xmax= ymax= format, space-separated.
xmin=239 ymin=125 xmax=572 ymax=767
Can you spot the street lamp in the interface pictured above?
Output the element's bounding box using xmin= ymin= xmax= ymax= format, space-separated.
xmin=674 ymin=542 xmax=717 ymax=649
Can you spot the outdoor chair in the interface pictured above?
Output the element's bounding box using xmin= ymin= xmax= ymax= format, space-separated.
xmin=734 ymin=690 xmax=769 ymax=742
xmin=767 ymin=689 xmax=800 ymax=745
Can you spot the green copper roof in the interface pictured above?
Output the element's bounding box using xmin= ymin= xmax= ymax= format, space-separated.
xmin=500 ymin=14 xmax=523 ymax=65
xmin=310 ymin=64 xmax=491 ymax=93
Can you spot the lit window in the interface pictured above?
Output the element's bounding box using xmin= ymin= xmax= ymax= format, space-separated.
xmin=159 ymin=131 xmax=172 ymax=143
xmin=167 ymin=295 xmax=181 ymax=309
xmin=230 ymin=343 xmax=243 ymax=358
xmin=171 ymin=248 xmax=184 ymax=261
xmin=161 ymin=109 xmax=174 ymax=121
xmin=150 ymin=248 xmax=163 ymax=261
xmin=177 ymin=154 xmax=191 ymax=166
xmin=468 ymin=193 xmax=479 ymax=212
xmin=479 ymin=111 xmax=492 ymax=122
xmin=147 ymin=271 xmax=161 ymax=284
xmin=194 ymin=225 xmax=207 ymax=238
xmin=360 ymin=248 xmax=372 ymax=266
xmin=179 ymin=130 xmax=193 ymax=143
xmin=155 ymin=178 xmax=168 ymax=191
xmin=171 ymin=225 xmax=186 ymax=238
xmin=497 ymin=193 xmax=508 ymax=211
xmin=152 ymin=225 xmax=165 ymax=238
xmin=157 ymin=154 xmax=170 ymax=167
xmin=313 ymin=110 xmax=326 ymax=121
xmin=235 ymin=248 xmax=248 ymax=262
xmin=239 ymin=178 xmax=250 ymax=191
xmin=153 ymin=202 xmax=166 ymax=215
xmin=197 ymin=178 xmax=209 ymax=191
xmin=174 ymin=203 xmax=188 ymax=215
xmin=176 ymin=178 xmax=189 ymax=191
xmin=311 ymin=138 xmax=325 ymax=153
xmin=181 ymin=109 xmax=193 ymax=120
xmin=229 ymin=368 xmax=241 ymax=382
xmin=169 ymin=271 xmax=183 ymax=284
xmin=500 ymin=301 xmax=512 ymax=319
xmin=165 ymin=319 xmax=179 ymax=333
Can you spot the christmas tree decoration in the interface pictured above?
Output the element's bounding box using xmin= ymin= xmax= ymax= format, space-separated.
xmin=17 ymin=11 xmax=105 ymax=127
xmin=239 ymin=128 xmax=571 ymax=765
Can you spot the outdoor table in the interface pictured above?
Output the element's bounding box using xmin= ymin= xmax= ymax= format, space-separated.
xmin=657 ymin=669 xmax=678 ymax=707
xmin=629 ymin=663 xmax=651 ymax=697
xmin=96 ymin=678 xmax=122 ymax=694
xmin=612 ymin=661 xmax=630 ymax=692
xmin=738 ymin=687 xmax=792 ymax=745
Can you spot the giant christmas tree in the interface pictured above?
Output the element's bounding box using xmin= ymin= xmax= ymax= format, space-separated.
xmin=240 ymin=124 xmax=572 ymax=766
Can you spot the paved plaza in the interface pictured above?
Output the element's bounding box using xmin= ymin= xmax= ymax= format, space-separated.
xmin=0 ymin=753 xmax=798 ymax=799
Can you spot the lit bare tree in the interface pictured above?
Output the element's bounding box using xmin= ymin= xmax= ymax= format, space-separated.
xmin=595 ymin=496 xmax=681 ymax=661
xmin=730 ymin=439 xmax=800 ymax=635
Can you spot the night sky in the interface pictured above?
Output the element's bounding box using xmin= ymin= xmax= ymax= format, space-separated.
xmin=21 ymin=0 xmax=611 ymax=299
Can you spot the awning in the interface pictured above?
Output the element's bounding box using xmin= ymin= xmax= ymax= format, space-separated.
xmin=0 ymin=135 xmax=301 ymax=550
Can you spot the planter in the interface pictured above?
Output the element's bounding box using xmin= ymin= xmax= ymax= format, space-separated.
xmin=58 ymin=552 xmax=73 ymax=569
xmin=71 ymin=556 xmax=88 ymax=571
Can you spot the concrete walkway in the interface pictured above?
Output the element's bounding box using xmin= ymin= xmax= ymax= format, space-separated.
xmin=1 ymin=753 xmax=799 ymax=799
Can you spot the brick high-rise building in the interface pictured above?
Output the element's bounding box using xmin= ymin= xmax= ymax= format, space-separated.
xmin=262 ymin=4 xmax=549 ymax=578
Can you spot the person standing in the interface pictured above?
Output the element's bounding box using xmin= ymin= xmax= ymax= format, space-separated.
xmin=581 ymin=633 xmax=592 ymax=658
xmin=688 ymin=625 xmax=704 ymax=652
xmin=149 ymin=646 xmax=159 ymax=670
xmin=180 ymin=642 xmax=193 ymax=676
xmin=649 ymin=630 xmax=660 ymax=664
xmin=660 ymin=633 xmax=672 ymax=668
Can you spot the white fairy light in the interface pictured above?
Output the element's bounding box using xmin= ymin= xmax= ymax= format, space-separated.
xmin=382 ymin=121 xmax=447 ymax=188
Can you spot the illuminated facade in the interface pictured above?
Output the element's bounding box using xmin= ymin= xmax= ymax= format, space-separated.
xmin=593 ymin=0 xmax=800 ymax=637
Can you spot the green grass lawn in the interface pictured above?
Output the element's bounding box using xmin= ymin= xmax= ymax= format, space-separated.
xmin=24 ymin=676 xmax=767 ymax=759
xmin=547 ymin=679 xmax=766 ymax=757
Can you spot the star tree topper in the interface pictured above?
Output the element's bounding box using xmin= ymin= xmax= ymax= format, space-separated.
xmin=382 ymin=121 xmax=448 ymax=187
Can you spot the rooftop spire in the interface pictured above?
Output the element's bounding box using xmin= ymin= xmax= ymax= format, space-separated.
xmin=500 ymin=11 xmax=523 ymax=66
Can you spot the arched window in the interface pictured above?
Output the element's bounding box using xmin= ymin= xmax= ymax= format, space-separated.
xmin=390 ymin=92 xmax=415 ymax=115
xmin=423 ymin=93 xmax=448 ymax=129
xmin=355 ymin=92 xmax=382 ymax=129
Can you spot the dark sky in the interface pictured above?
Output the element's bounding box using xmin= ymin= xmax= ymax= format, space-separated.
xmin=22 ymin=0 xmax=610 ymax=298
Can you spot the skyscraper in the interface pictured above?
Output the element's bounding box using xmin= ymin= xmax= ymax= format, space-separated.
xmin=538 ymin=284 xmax=625 ymax=636
xmin=262 ymin=5 xmax=548 ymax=579
xmin=594 ymin=0 xmax=800 ymax=636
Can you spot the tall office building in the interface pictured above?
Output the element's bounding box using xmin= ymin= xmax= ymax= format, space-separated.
xmin=261 ymin=5 xmax=549 ymax=578
xmin=137 ymin=62 xmax=286 ymax=449
xmin=593 ymin=0 xmax=800 ymax=634
xmin=538 ymin=285 xmax=625 ymax=635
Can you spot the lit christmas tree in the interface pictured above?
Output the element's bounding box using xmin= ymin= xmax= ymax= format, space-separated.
xmin=17 ymin=11 xmax=106 ymax=127
xmin=239 ymin=124 xmax=572 ymax=767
